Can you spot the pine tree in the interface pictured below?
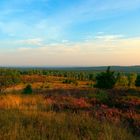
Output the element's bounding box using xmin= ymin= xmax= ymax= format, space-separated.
xmin=95 ymin=67 xmax=116 ymax=89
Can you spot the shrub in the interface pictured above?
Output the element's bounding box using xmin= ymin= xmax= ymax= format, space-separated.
xmin=95 ymin=67 xmax=116 ymax=89
xmin=23 ymin=84 xmax=33 ymax=94
xmin=88 ymin=90 xmax=109 ymax=103
xmin=135 ymin=75 xmax=140 ymax=87
xmin=95 ymin=90 xmax=109 ymax=103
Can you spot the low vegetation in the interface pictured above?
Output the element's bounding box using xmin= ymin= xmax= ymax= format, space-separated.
xmin=0 ymin=67 xmax=140 ymax=140
xmin=23 ymin=84 xmax=33 ymax=94
xmin=0 ymin=93 xmax=139 ymax=140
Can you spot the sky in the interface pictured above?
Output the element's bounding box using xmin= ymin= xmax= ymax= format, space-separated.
xmin=0 ymin=0 xmax=140 ymax=66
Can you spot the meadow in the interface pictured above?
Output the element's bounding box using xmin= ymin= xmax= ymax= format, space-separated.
xmin=0 ymin=68 xmax=140 ymax=140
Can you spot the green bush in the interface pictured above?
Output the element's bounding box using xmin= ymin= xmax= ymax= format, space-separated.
xmin=88 ymin=90 xmax=109 ymax=103
xmin=23 ymin=84 xmax=33 ymax=94
xmin=95 ymin=90 xmax=109 ymax=102
xmin=95 ymin=67 xmax=116 ymax=89
xmin=135 ymin=75 xmax=140 ymax=87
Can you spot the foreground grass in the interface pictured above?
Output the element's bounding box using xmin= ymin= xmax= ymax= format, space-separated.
xmin=0 ymin=94 xmax=139 ymax=140
xmin=0 ymin=110 xmax=137 ymax=140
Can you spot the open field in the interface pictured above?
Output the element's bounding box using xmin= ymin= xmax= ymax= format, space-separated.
xmin=0 ymin=68 xmax=140 ymax=140
xmin=0 ymin=92 xmax=140 ymax=140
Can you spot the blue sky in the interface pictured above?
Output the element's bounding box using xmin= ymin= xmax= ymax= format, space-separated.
xmin=0 ymin=0 xmax=140 ymax=66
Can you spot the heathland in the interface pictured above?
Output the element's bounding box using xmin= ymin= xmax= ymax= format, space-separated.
xmin=0 ymin=67 xmax=140 ymax=140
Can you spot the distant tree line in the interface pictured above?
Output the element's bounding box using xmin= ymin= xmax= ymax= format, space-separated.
xmin=0 ymin=68 xmax=97 ymax=81
xmin=0 ymin=67 xmax=140 ymax=92
xmin=0 ymin=69 xmax=21 ymax=92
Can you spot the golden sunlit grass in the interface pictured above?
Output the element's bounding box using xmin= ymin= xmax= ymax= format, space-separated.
xmin=5 ymin=76 xmax=91 ymax=94
xmin=0 ymin=94 xmax=47 ymax=110
xmin=0 ymin=94 xmax=139 ymax=140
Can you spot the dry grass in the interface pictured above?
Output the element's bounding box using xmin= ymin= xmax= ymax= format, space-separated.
xmin=0 ymin=94 xmax=139 ymax=140
xmin=5 ymin=76 xmax=91 ymax=93
xmin=0 ymin=94 xmax=47 ymax=110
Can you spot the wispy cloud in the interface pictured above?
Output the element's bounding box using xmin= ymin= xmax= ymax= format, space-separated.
xmin=17 ymin=38 xmax=43 ymax=46
xmin=0 ymin=1 xmax=140 ymax=66
xmin=95 ymin=34 xmax=124 ymax=41
xmin=0 ymin=35 xmax=140 ymax=66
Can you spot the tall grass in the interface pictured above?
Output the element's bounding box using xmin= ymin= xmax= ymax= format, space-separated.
xmin=0 ymin=94 xmax=138 ymax=140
